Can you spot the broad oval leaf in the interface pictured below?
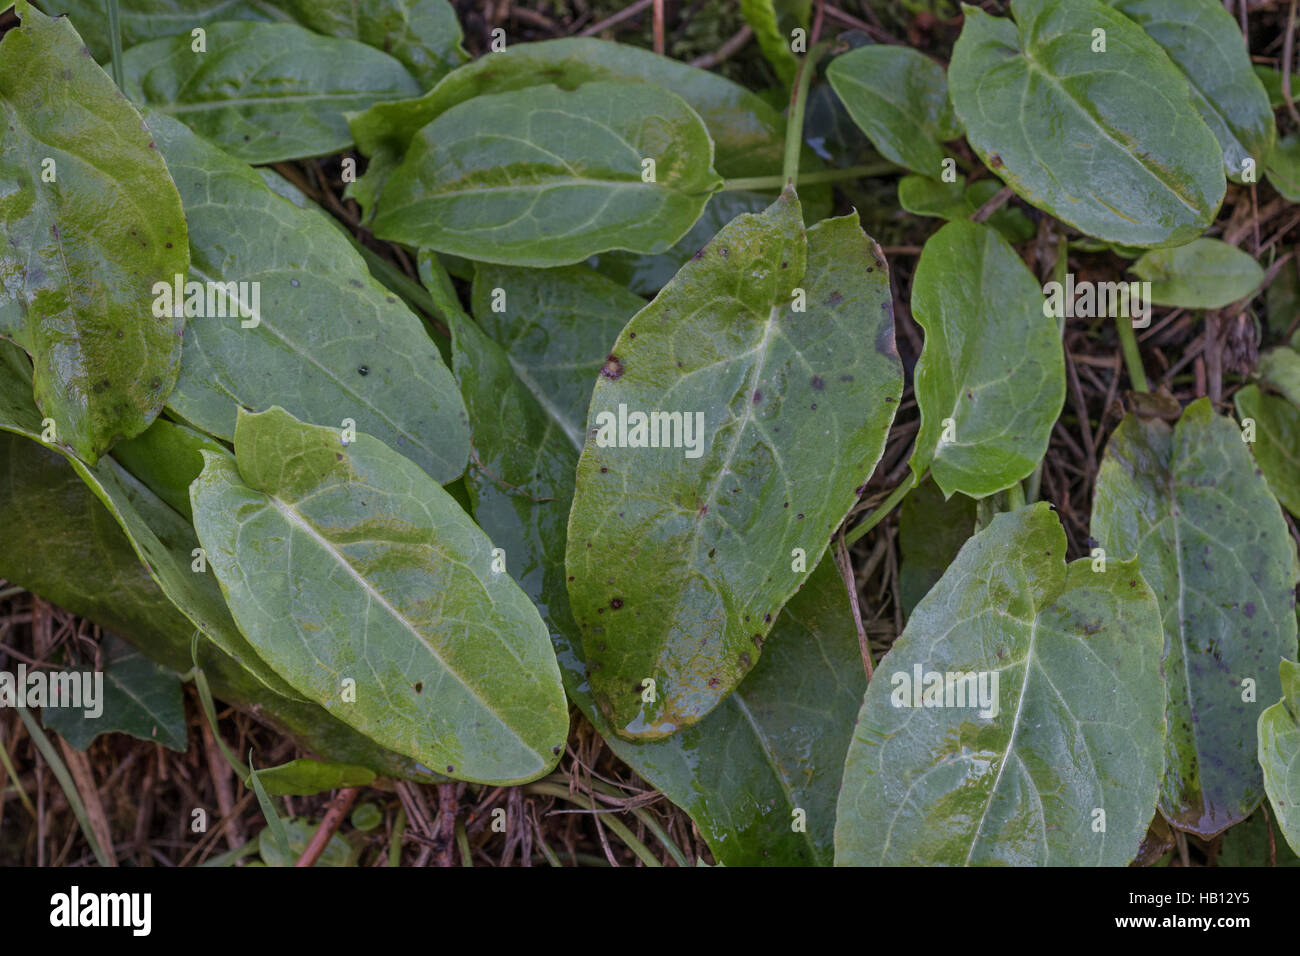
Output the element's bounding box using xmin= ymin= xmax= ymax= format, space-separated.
xmin=347 ymin=36 xmax=802 ymax=216
xmin=1091 ymin=399 xmax=1300 ymax=836
xmin=1235 ymin=385 xmax=1300 ymax=519
xmin=371 ymin=82 xmax=723 ymax=267
xmin=949 ymin=0 xmax=1224 ymax=248
xmin=1131 ymin=238 xmax=1265 ymax=309
xmin=1259 ymin=658 xmax=1300 ymax=857
xmin=827 ymin=45 xmax=961 ymax=177
xmin=0 ymin=426 xmax=439 ymax=780
xmin=146 ymin=110 xmax=469 ymax=484
xmin=190 ymin=406 xmax=569 ymax=784
xmin=1103 ymin=0 xmax=1275 ymax=182
xmin=123 ymin=21 xmax=421 ymax=164
xmin=0 ymin=2 xmax=188 ymax=464
xmin=909 ymin=220 xmax=1065 ymax=498
xmin=834 ymin=503 xmax=1166 ymax=865
xmin=566 ymin=191 xmax=902 ymax=739
xmin=432 ymin=254 xmax=864 ymax=864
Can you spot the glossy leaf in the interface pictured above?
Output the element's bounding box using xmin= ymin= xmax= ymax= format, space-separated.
xmin=1091 ymin=399 xmax=1300 ymax=836
xmin=0 ymin=341 xmax=301 ymax=701
xmin=470 ymin=263 xmax=645 ymax=448
xmin=347 ymin=37 xmax=798 ymax=217
xmin=1104 ymin=0 xmax=1275 ymax=182
xmin=253 ymin=758 xmax=376 ymax=797
xmin=0 ymin=426 xmax=440 ymax=780
xmin=834 ymin=503 xmax=1166 ymax=865
xmin=0 ymin=2 xmax=188 ymax=464
xmin=567 ymin=191 xmax=902 ymax=738
xmin=370 ymin=82 xmax=722 ymax=267
xmin=146 ymin=110 xmax=469 ymax=484
xmin=827 ymin=45 xmax=961 ymax=177
xmin=898 ymin=478 xmax=976 ymax=616
xmin=949 ymin=0 xmax=1224 ymax=248
xmin=1235 ymin=385 xmax=1300 ymax=519
xmin=1258 ymin=658 xmax=1300 ymax=856
xmin=122 ymin=22 xmax=421 ymax=164
xmin=41 ymin=634 xmax=187 ymax=752
xmin=1131 ymin=238 xmax=1265 ymax=309
xmin=190 ymin=406 xmax=569 ymax=784
xmin=432 ymin=257 xmax=864 ymax=864
xmin=909 ymin=220 xmax=1066 ymax=498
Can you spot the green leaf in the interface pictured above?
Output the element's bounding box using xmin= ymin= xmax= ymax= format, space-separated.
xmin=370 ymin=82 xmax=722 ymax=267
xmin=122 ymin=21 xmax=421 ymax=164
xmin=1267 ymin=134 xmax=1300 ymax=203
xmin=258 ymin=816 xmax=356 ymax=867
xmin=0 ymin=341 xmax=302 ymax=701
xmin=1131 ymin=238 xmax=1265 ymax=309
xmin=1258 ymin=659 xmax=1300 ymax=857
xmin=346 ymin=37 xmax=797 ymax=218
xmin=145 ymin=110 xmax=469 ymax=484
xmin=897 ymin=176 xmax=1035 ymax=245
xmin=1090 ymin=399 xmax=1300 ymax=836
xmin=1255 ymin=65 xmax=1299 ymax=109
xmin=949 ymin=0 xmax=1224 ymax=248
xmin=190 ymin=406 xmax=569 ymax=784
xmin=834 ymin=503 xmax=1166 ymax=865
xmin=909 ymin=220 xmax=1066 ymax=498
xmin=898 ymin=478 xmax=976 ymax=617
xmin=0 ymin=2 xmax=189 ymax=464
xmin=0 ymin=419 xmax=443 ymax=780
xmin=41 ymin=634 xmax=187 ymax=752
xmin=1215 ymin=803 xmax=1300 ymax=866
xmin=1235 ymin=385 xmax=1300 ymax=519
xmin=253 ymin=758 xmax=376 ymax=797
xmin=1103 ymin=0 xmax=1275 ymax=183
xmin=1259 ymin=347 xmax=1300 ymax=407
xmin=827 ymin=45 xmax=961 ymax=177
xmin=469 ymin=264 xmax=645 ymax=448
xmin=740 ymin=0 xmax=798 ymax=86
xmin=567 ymin=191 xmax=902 ymax=738
xmin=112 ymin=417 xmax=229 ymax=522
xmin=427 ymin=251 xmax=867 ymax=864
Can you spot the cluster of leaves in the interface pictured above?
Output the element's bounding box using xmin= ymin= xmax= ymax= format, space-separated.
xmin=1 ymin=0 xmax=1298 ymax=866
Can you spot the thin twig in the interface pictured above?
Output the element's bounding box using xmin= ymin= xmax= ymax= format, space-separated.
xmin=295 ymin=787 xmax=360 ymax=868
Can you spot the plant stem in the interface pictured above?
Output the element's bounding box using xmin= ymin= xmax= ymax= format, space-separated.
xmin=782 ymin=41 xmax=832 ymax=187
xmin=105 ymin=0 xmax=125 ymax=90
xmin=1116 ymin=315 xmax=1149 ymax=392
xmin=844 ymin=471 xmax=918 ymax=546
xmin=1007 ymin=481 xmax=1026 ymax=511
xmin=722 ymin=162 xmax=901 ymax=193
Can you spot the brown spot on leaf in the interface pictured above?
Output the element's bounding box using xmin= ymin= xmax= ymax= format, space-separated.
xmin=600 ymin=355 xmax=624 ymax=379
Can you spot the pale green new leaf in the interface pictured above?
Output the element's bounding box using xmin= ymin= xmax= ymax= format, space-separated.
xmin=253 ymin=758 xmax=376 ymax=797
xmin=740 ymin=0 xmax=798 ymax=86
xmin=566 ymin=191 xmax=902 ymax=738
xmin=371 ymin=82 xmax=722 ymax=267
xmin=190 ymin=406 xmax=569 ymax=784
xmin=909 ymin=220 xmax=1065 ymax=499
xmin=1258 ymin=659 xmax=1300 ymax=857
xmin=827 ymin=45 xmax=961 ymax=177
xmin=1091 ymin=400 xmax=1300 ymax=836
xmin=431 ymin=255 xmax=863 ymax=864
xmin=949 ymin=0 xmax=1224 ymax=248
xmin=41 ymin=635 xmax=187 ymax=752
xmin=1103 ymin=0 xmax=1275 ymax=182
xmin=1131 ymin=238 xmax=1264 ymax=309
xmin=123 ymin=22 xmax=420 ymax=163
xmin=1235 ymin=385 xmax=1300 ymax=519
xmin=146 ymin=110 xmax=469 ymax=484
xmin=834 ymin=503 xmax=1166 ymax=866
xmin=0 ymin=2 xmax=188 ymax=464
